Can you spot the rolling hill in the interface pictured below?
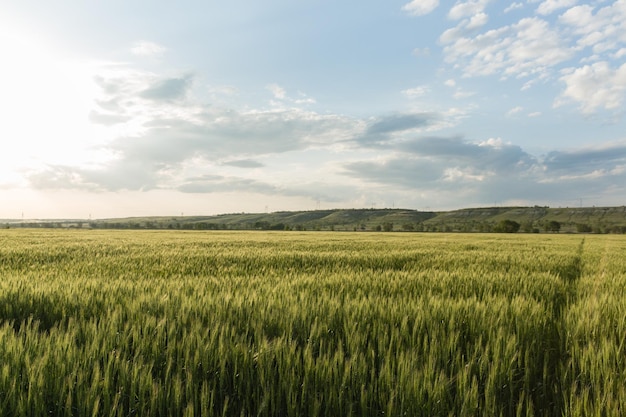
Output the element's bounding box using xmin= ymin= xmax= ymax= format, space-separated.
xmin=8 ymin=206 xmax=624 ymax=233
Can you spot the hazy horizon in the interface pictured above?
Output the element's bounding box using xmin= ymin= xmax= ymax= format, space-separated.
xmin=2 ymin=1 xmax=626 ymax=218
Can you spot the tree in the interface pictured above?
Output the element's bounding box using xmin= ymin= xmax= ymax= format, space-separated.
xmin=576 ymin=223 xmax=592 ymax=233
xmin=254 ymin=221 xmax=271 ymax=230
xmin=382 ymin=222 xmax=394 ymax=232
xmin=545 ymin=220 xmax=561 ymax=233
xmin=494 ymin=219 xmax=520 ymax=233
xmin=521 ymin=221 xmax=534 ymax=233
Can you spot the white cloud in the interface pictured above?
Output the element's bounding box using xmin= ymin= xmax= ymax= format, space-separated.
xmin=453 ymin=89 xmax=475 ymax=99
xmin=208 ymin=85 xmax=238 ymax=96
xmin=402 ymin=0 xmax=440 ymax=16
xmin=504 ymin=2 xmax=524 ymax=13
xmin=556 ymin=61 xmax=626 ymax=113
xmin=439 ymin=26 xmax=464 ymax=44
xmin=536 ymin=0 xmax=578 ymax=16
xmin=559 ymin=5 xmax=594 ymax=28
xmin=412 ymin=47 xmax=431 ymax=57
xmin=438 ymin=1 xmax=492 ymax=42
xmin=444 ymin=79 xmax=457 ymax=87
xmin=266 ymin=84 xmax=286 ymax=99
xmin=294 ymin=96 xmax=317 ymax=105
xmin=265 ymin=85 xmax=317 ymax=106
xmin=435 ymin=1 xmax=626 ymax=116
xmin=559 ymin=2 xmax=626 ymax=59
xmin=402 ymin=86 xmax=430 ymax=97
xmin=131 ymin=41 xmax=166 ymax=57
xmin=507 ymin=106 xmax=524 ymax=116
xmin=467 ymin=12 xmax=489 ymax=29
xmin=528 ymin=111 xmax=542 ymax=117
xmin=441 ymin=17 xmax=573 ymax=78
xmin=442 ymin=166 xmax=486 ymax=182
xmin=448 ymin=0 xmax=492 ymax=20
xmin=478 ymin=137 xmax=505 ymax=147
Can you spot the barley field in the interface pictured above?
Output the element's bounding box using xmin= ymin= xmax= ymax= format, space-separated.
xmin=0 ymin=229 xmax=624 ymax=416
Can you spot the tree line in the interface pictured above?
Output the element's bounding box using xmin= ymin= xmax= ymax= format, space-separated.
xmin=5 ymin=219 xmax=626 ymax=234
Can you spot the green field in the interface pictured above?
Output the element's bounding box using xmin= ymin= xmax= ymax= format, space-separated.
xmin=0 ymin=230 xmax=624 ymax=416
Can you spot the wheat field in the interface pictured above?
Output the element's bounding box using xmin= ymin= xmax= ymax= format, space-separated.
xmin=0 ymin=229 xmax=624 ymax=416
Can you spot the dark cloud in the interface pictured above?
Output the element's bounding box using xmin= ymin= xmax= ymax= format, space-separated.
xmin=356 ymin=113 xmax=437 ymax=145
xmin=400 ymin=135 xmax=473 ymax=156
xmin=109 ymin=120 xmax=208 ymax=164
xmin=544 ymin=144 xmax=626 ymax=173
xmin=100 ymin=108 xmax=355 ymax=171
xmin=27 ymin=134 xmax=626 ymax=210
xmin=339 ymin=135 xmax=626 ymax=208
xmin=178 ymin=175 xmax=279 ymax=194
xmin=176 ymin=174 xmax=360 ymax=203
xmin=399 ymin=136 xmax=536 ymax=173
xmin=140 ymin=75 xmax=193 ymax=101
xmin=368 ymin=113 xmax=435 ymax=135
xmin=472 ymin=171 xmax=626 ymax=205
xmin=222 ymin=159 xmax=265 ymax=168
xmin=344 ymin=158 xmax=443 ymax=187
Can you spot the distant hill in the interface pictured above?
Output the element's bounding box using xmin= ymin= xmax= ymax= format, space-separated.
xmin=420 ymin=206 xmax=626 ymax=233
xmin=89 ymin=209 xmax=438 ymax=232
xmin=7 ymin=206 xmax=625 ymax=233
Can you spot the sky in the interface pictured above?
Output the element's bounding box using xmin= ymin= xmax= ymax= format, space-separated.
xmin=1 ymin=0 xmax=626 ymax=219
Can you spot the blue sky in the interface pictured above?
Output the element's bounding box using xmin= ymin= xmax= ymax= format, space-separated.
xmin=1 ymin=0 xmax=626 ymax=218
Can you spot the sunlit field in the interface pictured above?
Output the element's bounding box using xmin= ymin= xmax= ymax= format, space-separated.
xmin=0 ymin=230 xmax=624 ymax=416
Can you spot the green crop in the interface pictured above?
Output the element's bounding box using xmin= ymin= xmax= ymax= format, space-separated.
xmin=0 ymin=230 xmax=623 ymax=416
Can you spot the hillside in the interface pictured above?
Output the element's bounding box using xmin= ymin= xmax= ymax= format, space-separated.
xmin=421 ymin=206 xmax=626 ymax=233
xmin=7 ymin=205 xmax=624 ymax=233
xmin=89 ymin=209 xmax=438 ymax=232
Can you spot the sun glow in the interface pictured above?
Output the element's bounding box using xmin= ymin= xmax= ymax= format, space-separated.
xmin=0 ymin=21 xmax=104 ymax=186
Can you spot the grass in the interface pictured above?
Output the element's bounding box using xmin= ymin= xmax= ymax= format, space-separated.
xmin=0 ymin=230 xmax=624 ymax=416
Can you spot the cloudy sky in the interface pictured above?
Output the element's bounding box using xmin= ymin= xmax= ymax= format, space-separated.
xmin=2 ymin=0 xmax=626 ymax=218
